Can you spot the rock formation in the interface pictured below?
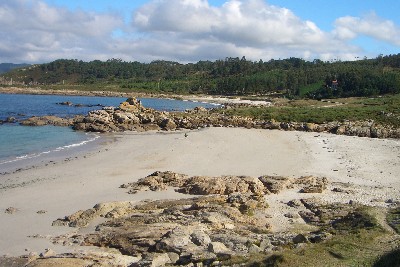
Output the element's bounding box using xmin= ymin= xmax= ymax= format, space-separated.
xmin=10 ymin=171 xmax=394 ymax=266
xmin=16 ymin=97 xmax=400 ymax=138
xmin=121 ymin=171 xmax=328 ymax=197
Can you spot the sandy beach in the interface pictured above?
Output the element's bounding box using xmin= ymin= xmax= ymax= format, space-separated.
xmin=0 ymin=127 xmax=399 ymax=257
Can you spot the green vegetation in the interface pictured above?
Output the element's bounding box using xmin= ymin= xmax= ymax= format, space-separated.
xmin=215 ymin=94 xmax=400 ymax=127
xmin=2 ymin=55 xmax=400 ymax=127
xmin=298 ymin=81 xmax=324 ymax=97
xmin=387 ymin=206 xmax=400 ymax=234
xmin=222 ymin=207 xmax=400 ymax=267
xmin=0 ymin=63 xmax=29 ymax=74
xmin=245 ymin=230 xmax=392 ymax=267
xmin=2 ymin=54 xmax=400 ymax=98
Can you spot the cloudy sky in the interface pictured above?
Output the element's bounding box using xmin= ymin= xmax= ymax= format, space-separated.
xmin=1 ymin=0 xmax=399 ymax=63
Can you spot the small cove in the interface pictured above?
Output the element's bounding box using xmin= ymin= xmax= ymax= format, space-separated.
xmin=0 ymin=93 xmax=217 ymax=173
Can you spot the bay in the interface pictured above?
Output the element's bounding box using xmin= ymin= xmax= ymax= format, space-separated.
xmin=0 ymin=93 xmax=216 ymax=173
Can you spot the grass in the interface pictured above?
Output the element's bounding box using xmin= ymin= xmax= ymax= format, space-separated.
xmin=217 ymin=94 xmax=400 ymax=127
xmin=219 ymin=207 xmax=400 ymax=267
xmin=6 ymin=85 xmax=400 ymax=127
xmin=387 ymin=206 xmax=400 ymax=234
xmin=298 ymin=81 xmax=324 ymax=97
xmin=239 ymin=227 xmax=398 ymax=267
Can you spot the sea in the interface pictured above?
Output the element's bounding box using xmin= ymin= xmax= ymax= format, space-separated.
xmin=0 ymin=93 xmax=217 ymax=173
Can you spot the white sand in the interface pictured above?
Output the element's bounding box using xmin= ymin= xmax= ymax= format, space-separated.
xmin=0 ymin=128 xmax=399 ymax=256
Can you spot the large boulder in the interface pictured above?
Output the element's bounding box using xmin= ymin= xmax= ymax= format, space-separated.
xmin=258 ymin=175 xmax=293 ymax=194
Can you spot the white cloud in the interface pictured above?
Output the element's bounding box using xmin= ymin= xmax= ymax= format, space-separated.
xmin=133 ymin=0 xmax=328 ymax=47
xmin=128 ymin=0 xmax=359 ymax=61
xmin=1 ymin=0 xmax=397 ymax=64
xmin=0 ymin=0 xmax=123 ymax=63
xmin=334 ymin=13 xmax=400 ymax=46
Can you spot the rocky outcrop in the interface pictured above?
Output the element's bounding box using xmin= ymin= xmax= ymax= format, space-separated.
xmin=53 ymin=195 xmax=274 ymax=266
xmin=15 ymin=97 xmax=400 ymax=138
xmin=72 ymin=97 xmax=400 ymax=138
xmin=19 ymin=115 xmax=80 ymax=127
xmin=73 ymin=97 xmax=174 ymax=132
xmin=35 ymin=171 xmax=392 ymax=266
xmin=121 ymin=171 xmax=328 ymax=196
xmin=56 ymin=101 xmax=104 ymax=108
xmin=52 ymin=201 xmax=134 ymax=228
xmin=48 ymin=172 xmax=332 ymax=266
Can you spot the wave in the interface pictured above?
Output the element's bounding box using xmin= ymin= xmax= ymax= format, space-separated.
xmin=0 ymin=133 xmax=100 ymax=166
xmin=54 ymin=134 xmax=100 ymax=151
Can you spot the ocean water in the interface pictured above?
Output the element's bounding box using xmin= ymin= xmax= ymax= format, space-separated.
xmin=0 ymin=93 xmax=217 ymax=173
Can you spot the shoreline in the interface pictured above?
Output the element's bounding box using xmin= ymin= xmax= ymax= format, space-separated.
xmin=0 ymin=127 xmax=399 ymax=257
xmin=0 ymin=131 xmax=113 ymax=177
xmin=0 ymin=86 xmax=272 ymax=106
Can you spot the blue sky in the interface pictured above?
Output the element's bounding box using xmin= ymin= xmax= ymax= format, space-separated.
xmin=1 ymin=0 xmax=399 ymax=63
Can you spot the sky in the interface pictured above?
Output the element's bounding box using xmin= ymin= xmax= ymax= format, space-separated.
xmin=1 ymin=0 xmax=400 ymax=64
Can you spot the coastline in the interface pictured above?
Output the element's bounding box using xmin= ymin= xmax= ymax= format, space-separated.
xmin=0 ymin=127 xmax=399 ymax=257
xmin=0 ymin=131 xmax=109 ymax=176
xmin=0 ymin=86 xmax=271 ymax=106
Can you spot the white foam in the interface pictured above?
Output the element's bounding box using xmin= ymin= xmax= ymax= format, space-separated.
xmin=0 ymin=134 xmax=100 ymax=167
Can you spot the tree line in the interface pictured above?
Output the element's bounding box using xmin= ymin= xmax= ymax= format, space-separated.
xmin=3 ymin=54 xmax=400 ymax=98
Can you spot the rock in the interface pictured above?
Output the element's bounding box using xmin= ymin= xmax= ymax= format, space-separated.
xmin=208 ymin=242 xmax=230 ymax=254
xmin=296 ymin=176 xmax=328 ymax=193
xmin=57 ymin=101 xmax=73 ymax=106
xmin=284 ymin=212 xmax=300 ymax=219
xmin=332 ymin=187 xmax=354 ymax=194
xmin=248 ymin=244 xmax=262 ymax=254
xmin=5 ymin=207 xmax=18 ymax=214
xmin=287 ymin=199 xmax=303 ymax=208
xmin=298 ymin=211 xmax=320 ymax=224
xmin=160 ymin=118 xmax=177 ymax=131
xmin=191 ymin=231 xmax=212 ymax=247
xmin=123 ymin=171 xmax=189 ymax=194
xmin=124 ymin=172 xmax=269 ymax=199
xmin=258 ymin=175 xmax=293 ymax=194
xmin=119 ymin=97 xmax=142 ymax=112
xmin=259 ymin=239 xmax=272 ymax=251
xmin=52 ymin=97 xmax=399 ymax=139
xmin=292 ymin=234 xmax=308 ymax=244
xmin=305 ymin=123 xmax=317 ymax=132
xmin=167 ymin=252 xmax=180 ymax=264
xmin=47 ymin=170 xmax=382 ymax=266
xmin=28 ymin=251 xmax=40 ymax=262
xmin=20 ymin=116 xmax=73 ymax=127
xmin=156 ymin=227 xmax=192 ymax=253
xmin=52 ymin=201 xmax=133 ymax=227
xmin=308 ymin=232 xmax=332 ymax=243
xmin=39 ymin=248 xmax=56 ymax=258
xmin=149 ymin=253 xmax=172 ymax=267
xmin=25 ymin=252 xmax=140 ymax=267
xmin=5 ymin=116 xmax=17 ymax=123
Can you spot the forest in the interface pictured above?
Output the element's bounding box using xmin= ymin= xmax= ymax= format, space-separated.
xmin=2 ymin=54 xmax=400 ymax=98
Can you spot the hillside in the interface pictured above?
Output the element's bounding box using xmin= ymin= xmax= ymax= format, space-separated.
xmin=0 ymin=63 xmax=29 ymax=74
xmin=1 ymin=55 xmax=400 ymax=98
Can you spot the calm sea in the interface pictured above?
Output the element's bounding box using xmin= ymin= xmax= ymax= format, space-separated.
xmin=0 ymin=93 xmax=217 ymax=173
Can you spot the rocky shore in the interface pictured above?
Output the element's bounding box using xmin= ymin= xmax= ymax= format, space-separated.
xmin=11 ymin=96 xmax=400 ymax=139
xmin=0 ymin=125 xmax=399 ymax=266
xmin=8 ymin=171 xmax=396 ymax=267
xmin=1 ymin=89 xmax=400 ymax=266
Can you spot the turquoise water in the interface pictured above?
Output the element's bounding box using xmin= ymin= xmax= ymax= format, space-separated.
xmin=0 ymin=93 xmax=217 ymax=173
xmin=0 ymin=124 xmax=99 ymax=163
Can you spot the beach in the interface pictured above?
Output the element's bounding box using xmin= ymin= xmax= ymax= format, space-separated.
xmin=0 ymin=127 xmax=399 ymax=257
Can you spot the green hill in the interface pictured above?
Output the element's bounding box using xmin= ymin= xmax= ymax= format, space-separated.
xmin=0 ymin=63 xmax=30 ymax=74
xmin=2 ymin=55 xmax=400 ymax=98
